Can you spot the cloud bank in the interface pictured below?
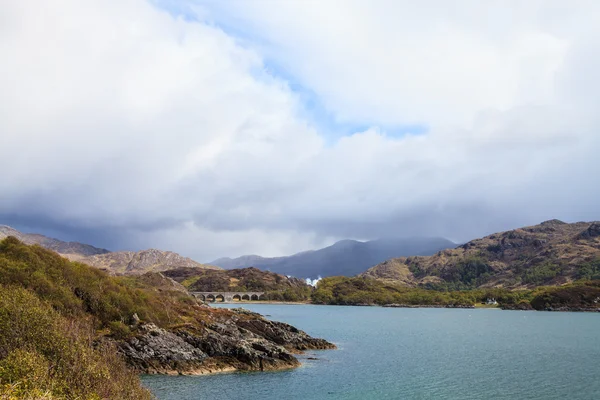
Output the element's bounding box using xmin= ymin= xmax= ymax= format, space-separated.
xmin=1 ymin=0 xmax=599 ymax=261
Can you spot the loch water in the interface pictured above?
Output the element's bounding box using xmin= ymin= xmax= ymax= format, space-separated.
xmin=142 ymin=304 xmax=600 ymax=399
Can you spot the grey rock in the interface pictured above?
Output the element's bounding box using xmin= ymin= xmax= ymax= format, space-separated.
xmin=117 ymin=313 xmax=335 ymax=375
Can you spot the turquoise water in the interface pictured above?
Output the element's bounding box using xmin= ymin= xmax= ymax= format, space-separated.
xmin=142 ymin=305 xmax=600 ymax=399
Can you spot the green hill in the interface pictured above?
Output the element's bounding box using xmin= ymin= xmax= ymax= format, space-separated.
xmin=312 ymin=275 xmax=600 ymax=310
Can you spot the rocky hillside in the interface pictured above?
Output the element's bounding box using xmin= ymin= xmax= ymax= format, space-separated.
xmin=0 ymin=224 xmax=109 ymax=257
xmin=164 ymin=267 xmax=313 ymax=301
xmin=211 ymin=237 xmax=455 ymax=278
xmin=0 ymin=237 xmax=335 ymax=394
xmin=77 ymin=249 xmax=221 ymax=275
xmin=361 ymin=220 xmax=600 ymax=289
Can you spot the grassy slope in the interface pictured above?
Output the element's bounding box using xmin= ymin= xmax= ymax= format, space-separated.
xmin=0 ymin=237 xmax=237 ymax=399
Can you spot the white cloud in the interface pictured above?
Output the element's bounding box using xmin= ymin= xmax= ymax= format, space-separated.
xmin=0 ymin=0 xmax=599 ymax=261
xmin=200 ymin=0 xmax=578 ymax=128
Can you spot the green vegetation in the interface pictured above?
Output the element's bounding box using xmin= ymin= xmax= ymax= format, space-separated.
xmin=311 ymin=276 xmax=600 ymax=310
xmin=0 ymin=286 xmax=149 ymax=399
xmin=311 ymin=276 xmax=528 ymax=306
xmin=576 ymin=258 xmax=600 ymax=280
xmin=0 ymin=236 xmax=218 ymax=399
xmin=519 ymin=261 xmax=564 ymax=285
xmin=529 ymin=281 xmax=600 ymax=310
xmin=409 ymin=255 xmax=493 ymax=290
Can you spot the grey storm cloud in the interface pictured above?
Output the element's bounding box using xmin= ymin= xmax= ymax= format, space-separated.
xmin=1 ymin=0 xmax=600 ymax=261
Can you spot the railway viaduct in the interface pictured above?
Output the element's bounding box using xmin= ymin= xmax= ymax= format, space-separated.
xmin=190 ymin=292 xmax=266 ymax=303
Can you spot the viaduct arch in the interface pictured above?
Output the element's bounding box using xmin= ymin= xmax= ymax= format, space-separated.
xmin=191 ymin=292 xmax=265 ymax=303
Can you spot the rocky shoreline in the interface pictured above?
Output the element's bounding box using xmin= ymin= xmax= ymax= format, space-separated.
xmin=502 ymin=303 xmax=600 ymax=312
xmin=117 ymin=308 xmax=335 ymax=375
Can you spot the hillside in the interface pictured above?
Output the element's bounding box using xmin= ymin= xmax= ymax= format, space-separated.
xmin=163 ymin=267 xmax=313 ymax=301
xmin=0 ymin=237 xmax=334 ymax=397
xmin=77 ymin=249 xmax=221 ymax=275
xmin=211 ymin=237 xmax=455 ymax=278
xmin=0 ymin=224 xmax=109 ymax=257
xmin=361 ymin=220 xmax=600 ymax=289
xmin=312 ymin=275 xmax=600 ymax=311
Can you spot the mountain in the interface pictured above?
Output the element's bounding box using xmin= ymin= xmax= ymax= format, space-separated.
xmin=210 ymin=237 xmax=456 ymax=278
xmin=0 ymin=224 xmax=109 ymax=257
xmin=72 ymin=249 xmax=221 ymax=275
xmin=0 ymin=225 xmax=220 ymax=275
xmin=361 ymin=220 xmax=600 ymax=289
xmin=211 ymin=254 xmax=273 ymax=269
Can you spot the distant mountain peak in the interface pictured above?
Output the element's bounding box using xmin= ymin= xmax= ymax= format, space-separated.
xmin=540 ymin=219 xmax=567 ymax=226
xmin=210 ymin=237 xmax=455 ymax=278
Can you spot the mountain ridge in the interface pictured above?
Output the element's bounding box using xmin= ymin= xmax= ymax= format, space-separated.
xmin=0 ymin=224 xmax=110 ymax=257
xmin=210 ymin=237 xmax=456 ymax=278
xmin=361 ymin=219 xmax=600 ymax=289
xmin=0 ymin=225 xmax=219 ymax=275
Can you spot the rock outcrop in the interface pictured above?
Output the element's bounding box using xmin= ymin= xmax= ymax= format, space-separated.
xmin=117 ymin=308 xmax=336 ymax=375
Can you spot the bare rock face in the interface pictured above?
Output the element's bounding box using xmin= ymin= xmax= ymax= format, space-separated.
xmin=578 ymin=222 xmax=600 ymax=240
xmin=118 ymin=324 xmax=209 ymax=374
xmin=117 ymin=309 xmax=335 ymax=375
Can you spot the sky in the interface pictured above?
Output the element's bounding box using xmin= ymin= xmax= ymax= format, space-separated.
xmin=1 ymin=0 xmax=600 ymax=262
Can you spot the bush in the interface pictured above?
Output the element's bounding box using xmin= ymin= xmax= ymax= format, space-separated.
xmin=0 ymin=349 xmax=50 ymax=393
xmin=0 ymin=285 xmax=151 ymax=399
xmin=576 ymin=258 xmax=600 ymax=280
xmin=108 ymin=321 xmax=132 ymax=340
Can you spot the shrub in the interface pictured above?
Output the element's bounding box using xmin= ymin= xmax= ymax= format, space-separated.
xmin=521 ymin=262 xmax=563 ymax=285
xmin=0 ymin=285 xmax=152 ymax=399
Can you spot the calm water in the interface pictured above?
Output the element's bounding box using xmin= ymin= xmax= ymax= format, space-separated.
xmin=142 ymin=305 xmax=600 ymax=399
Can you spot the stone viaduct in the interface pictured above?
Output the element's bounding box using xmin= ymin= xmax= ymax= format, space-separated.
xmin=191 ymin=292 xmax=266 ymax=303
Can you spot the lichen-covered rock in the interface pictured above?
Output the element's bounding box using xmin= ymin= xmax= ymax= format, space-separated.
xmin=236 ymin=318 xmax=335 ymax=351
xmin=117 ymin=323 xmax=208 ymax=374
xmin=117 ymin=310 xmax=335 ymax=375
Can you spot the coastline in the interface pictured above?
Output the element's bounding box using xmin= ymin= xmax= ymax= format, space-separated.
xmin=210 ymin=300 xmax=311 ymax=306
xmin=120 ymin=309 xmax=336 ymax=378
xmin=213 ymin=301 xmax=600 ymax=312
